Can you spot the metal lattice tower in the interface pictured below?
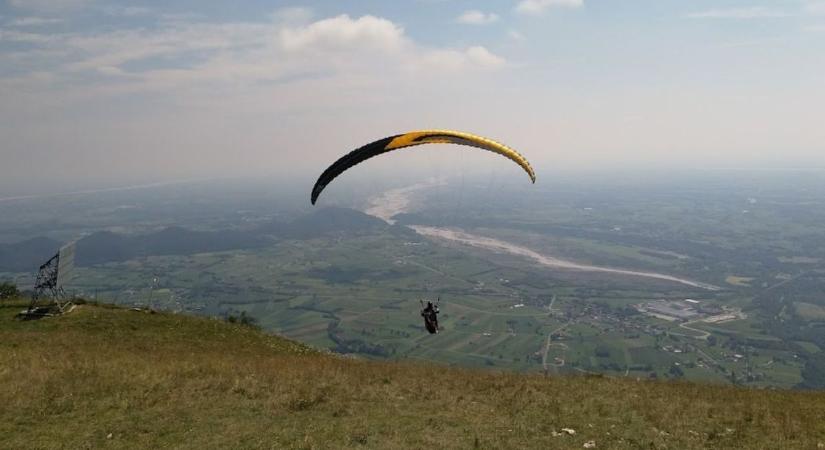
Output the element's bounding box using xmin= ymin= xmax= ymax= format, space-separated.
xmin=28 ymin=252 xmax=66 ymax=314
xmin=23 ymin=242 xmax=76 ymax=317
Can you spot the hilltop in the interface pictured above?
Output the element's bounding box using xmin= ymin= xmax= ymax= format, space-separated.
xmin=1 ymin=300 xmax=824 ymax=449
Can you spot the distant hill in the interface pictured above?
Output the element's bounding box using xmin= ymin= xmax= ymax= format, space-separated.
xmin=260 ymin=206 xmax=389 ymax=239
xmin=0 ymin=208 xmax=392 ymax=271
xmin=75 ymin=227 xmax=265 ymax=266
xmin=0 ymin=236 xmax=61 ymax=272
xmin=1 ymin=300 xmax=823 ymax=449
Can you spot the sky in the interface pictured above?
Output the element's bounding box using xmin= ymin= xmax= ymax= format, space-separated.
xmin=1 ymin=0 xmax=824 ymax=194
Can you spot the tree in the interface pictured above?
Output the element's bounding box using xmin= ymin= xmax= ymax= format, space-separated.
xmin=798 ymin=353 xmax=825 ymax=389
xmin=669 ymin=364 xmax=684 ymax=377
xmin=0 ymin=282 xmax=19 ymax=300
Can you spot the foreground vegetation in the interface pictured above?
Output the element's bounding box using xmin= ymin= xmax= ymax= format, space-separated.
xmin=2 ymin=300 xmax=824 ymax=449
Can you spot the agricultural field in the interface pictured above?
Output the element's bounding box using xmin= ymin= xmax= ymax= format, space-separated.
xmin=2 ymin=172 xmax=825 ymax=389
xmin=47 ymin=228 xmax=813 ymax=388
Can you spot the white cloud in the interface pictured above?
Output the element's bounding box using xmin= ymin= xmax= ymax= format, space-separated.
xmin=8 ymin=16 xmax=63 ymax=26
xmin=456 ymin=10 xmax=499 ymax=25
xmin=95 ymin=65 xmax=124 ymax=76
xmin=515 ymin=0 xmax=583 ymax=16
xmin=102 ymin=6 xmax=153 ymax=17
xmin=7 ymin=0 xmax=94 ymax=12
xmin=508 ymin=30 xmax=526 ymax=41
xmin=805 ymin=2 xmax=825 ymax=15
xmin=279 ymin=15 xmax=405 ymax=53
xmin=464 ymin=46 xmax=506 ymax=67
xmin=0 ymin=11 xmax=515 ymax=187
xmin=270 ymin=7 xmax=314 ymax=24
xmin=1 ymin=13 xmax=507 ymax=98
xmin=0 ymin=28 xmax=55 ymax=43
xmin=686 ymin=7 xmax=792 ymax=19
xmin=409 ymin=45 xmax=506 ymax=75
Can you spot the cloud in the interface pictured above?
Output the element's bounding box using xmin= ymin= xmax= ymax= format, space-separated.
xmin=102 ymin=6 xmax=153 ymax=17
xmin=515 ymin=0 xmax=583 ymax=16
xmin=8 ymin=16 xmax=63 ymax=26
xmin=686 ymin=7 xmax=792 ymax=19
xmin=805 ymin=2 xmax=825 ymax=15
xmin=456 ymin=10 xmax=499 ymax=25
xmin=0 ymin=13 xmax=507 ymax=100
xmin=464 ymin=46 xmax=506 ymax=67
xmin=279 ymin=15 xmax=405 ymax=53
xmin=271 ymin=6 xmax=314 ymax=24
xmin=0 ymin=28 xmax=55 ymax=43
xmin=7 ymin=0 xmax=94 ymax=12
xmin=0 ymin=10 xmax=514 ymax=188
xmin=508 ymin=30 xmax=526 ymax=41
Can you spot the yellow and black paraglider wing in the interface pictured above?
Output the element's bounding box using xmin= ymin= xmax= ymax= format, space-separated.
xmin=310 ymin=130 xmax=535 ymax=204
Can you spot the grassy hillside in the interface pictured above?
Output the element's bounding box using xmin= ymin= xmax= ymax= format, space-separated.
xmin=1 ymin=300 xmax=824 ymax=449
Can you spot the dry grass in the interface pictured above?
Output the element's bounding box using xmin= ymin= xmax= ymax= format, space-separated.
xmin=1 ymin=300 xmax=824 ymax=449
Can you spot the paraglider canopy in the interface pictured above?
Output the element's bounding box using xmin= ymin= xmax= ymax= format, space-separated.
xmin=310 ymin=130 xmax=536 ymax=205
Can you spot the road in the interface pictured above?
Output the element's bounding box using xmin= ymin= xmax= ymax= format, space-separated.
xmin=541 ymin=323 xmax=570 ymax=373
xmin=674 ymin=320 xmax=711 ymax=340
xmin=541 ymin=295 xmax=570 ymax=373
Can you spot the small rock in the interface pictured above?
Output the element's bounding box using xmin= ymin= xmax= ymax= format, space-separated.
xmin=583 ymin=440 xmax=596 ymax=448
xmin=561 ymin=428 xmax=576 ymax=435
xmin=106 ymin=433 xmax=113 ymax=439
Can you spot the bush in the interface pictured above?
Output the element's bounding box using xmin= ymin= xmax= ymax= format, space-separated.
xmin=669 ymin=364 xmax=685 ymax=377
xmin=226 ymin=311 xmax=259 ymax=329
xmin=0 ymin=282 xmax=20 ymax=300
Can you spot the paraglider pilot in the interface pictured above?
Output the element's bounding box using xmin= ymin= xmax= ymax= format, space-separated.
xmin=421 ymin=299 xmax=439 ymax=334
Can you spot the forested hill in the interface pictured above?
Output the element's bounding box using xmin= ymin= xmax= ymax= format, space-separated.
xmin=0 ymin=236 xmax=61 ymax=272
xmin=0 ymin=207 xmax=392 ymax=271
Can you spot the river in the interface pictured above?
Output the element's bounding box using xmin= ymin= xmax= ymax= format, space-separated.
xmin=365 ymin=183 xmax=720 ymax=291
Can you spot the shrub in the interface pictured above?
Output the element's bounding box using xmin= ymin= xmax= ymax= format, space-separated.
xmin=0 ymin=282 xmax=20 ymax=300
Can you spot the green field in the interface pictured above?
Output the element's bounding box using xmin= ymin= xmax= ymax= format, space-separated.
xmin=35 ymin=225 xmax=812 ymax=388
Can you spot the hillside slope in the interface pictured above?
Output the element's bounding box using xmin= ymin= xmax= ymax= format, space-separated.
xmin=1 ymin=301 xmax=823 ymax=449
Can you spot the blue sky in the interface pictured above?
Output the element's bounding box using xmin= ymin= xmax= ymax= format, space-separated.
xmin=1 ymin=0 xmax=824 ymax=192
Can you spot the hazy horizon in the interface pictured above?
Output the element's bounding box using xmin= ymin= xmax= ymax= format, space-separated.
xmin=2 ymin=0 xmax=824 ymax=193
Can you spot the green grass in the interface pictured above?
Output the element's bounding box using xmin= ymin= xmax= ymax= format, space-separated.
xmin=2 ymin=299 xmax=825 ymax=449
